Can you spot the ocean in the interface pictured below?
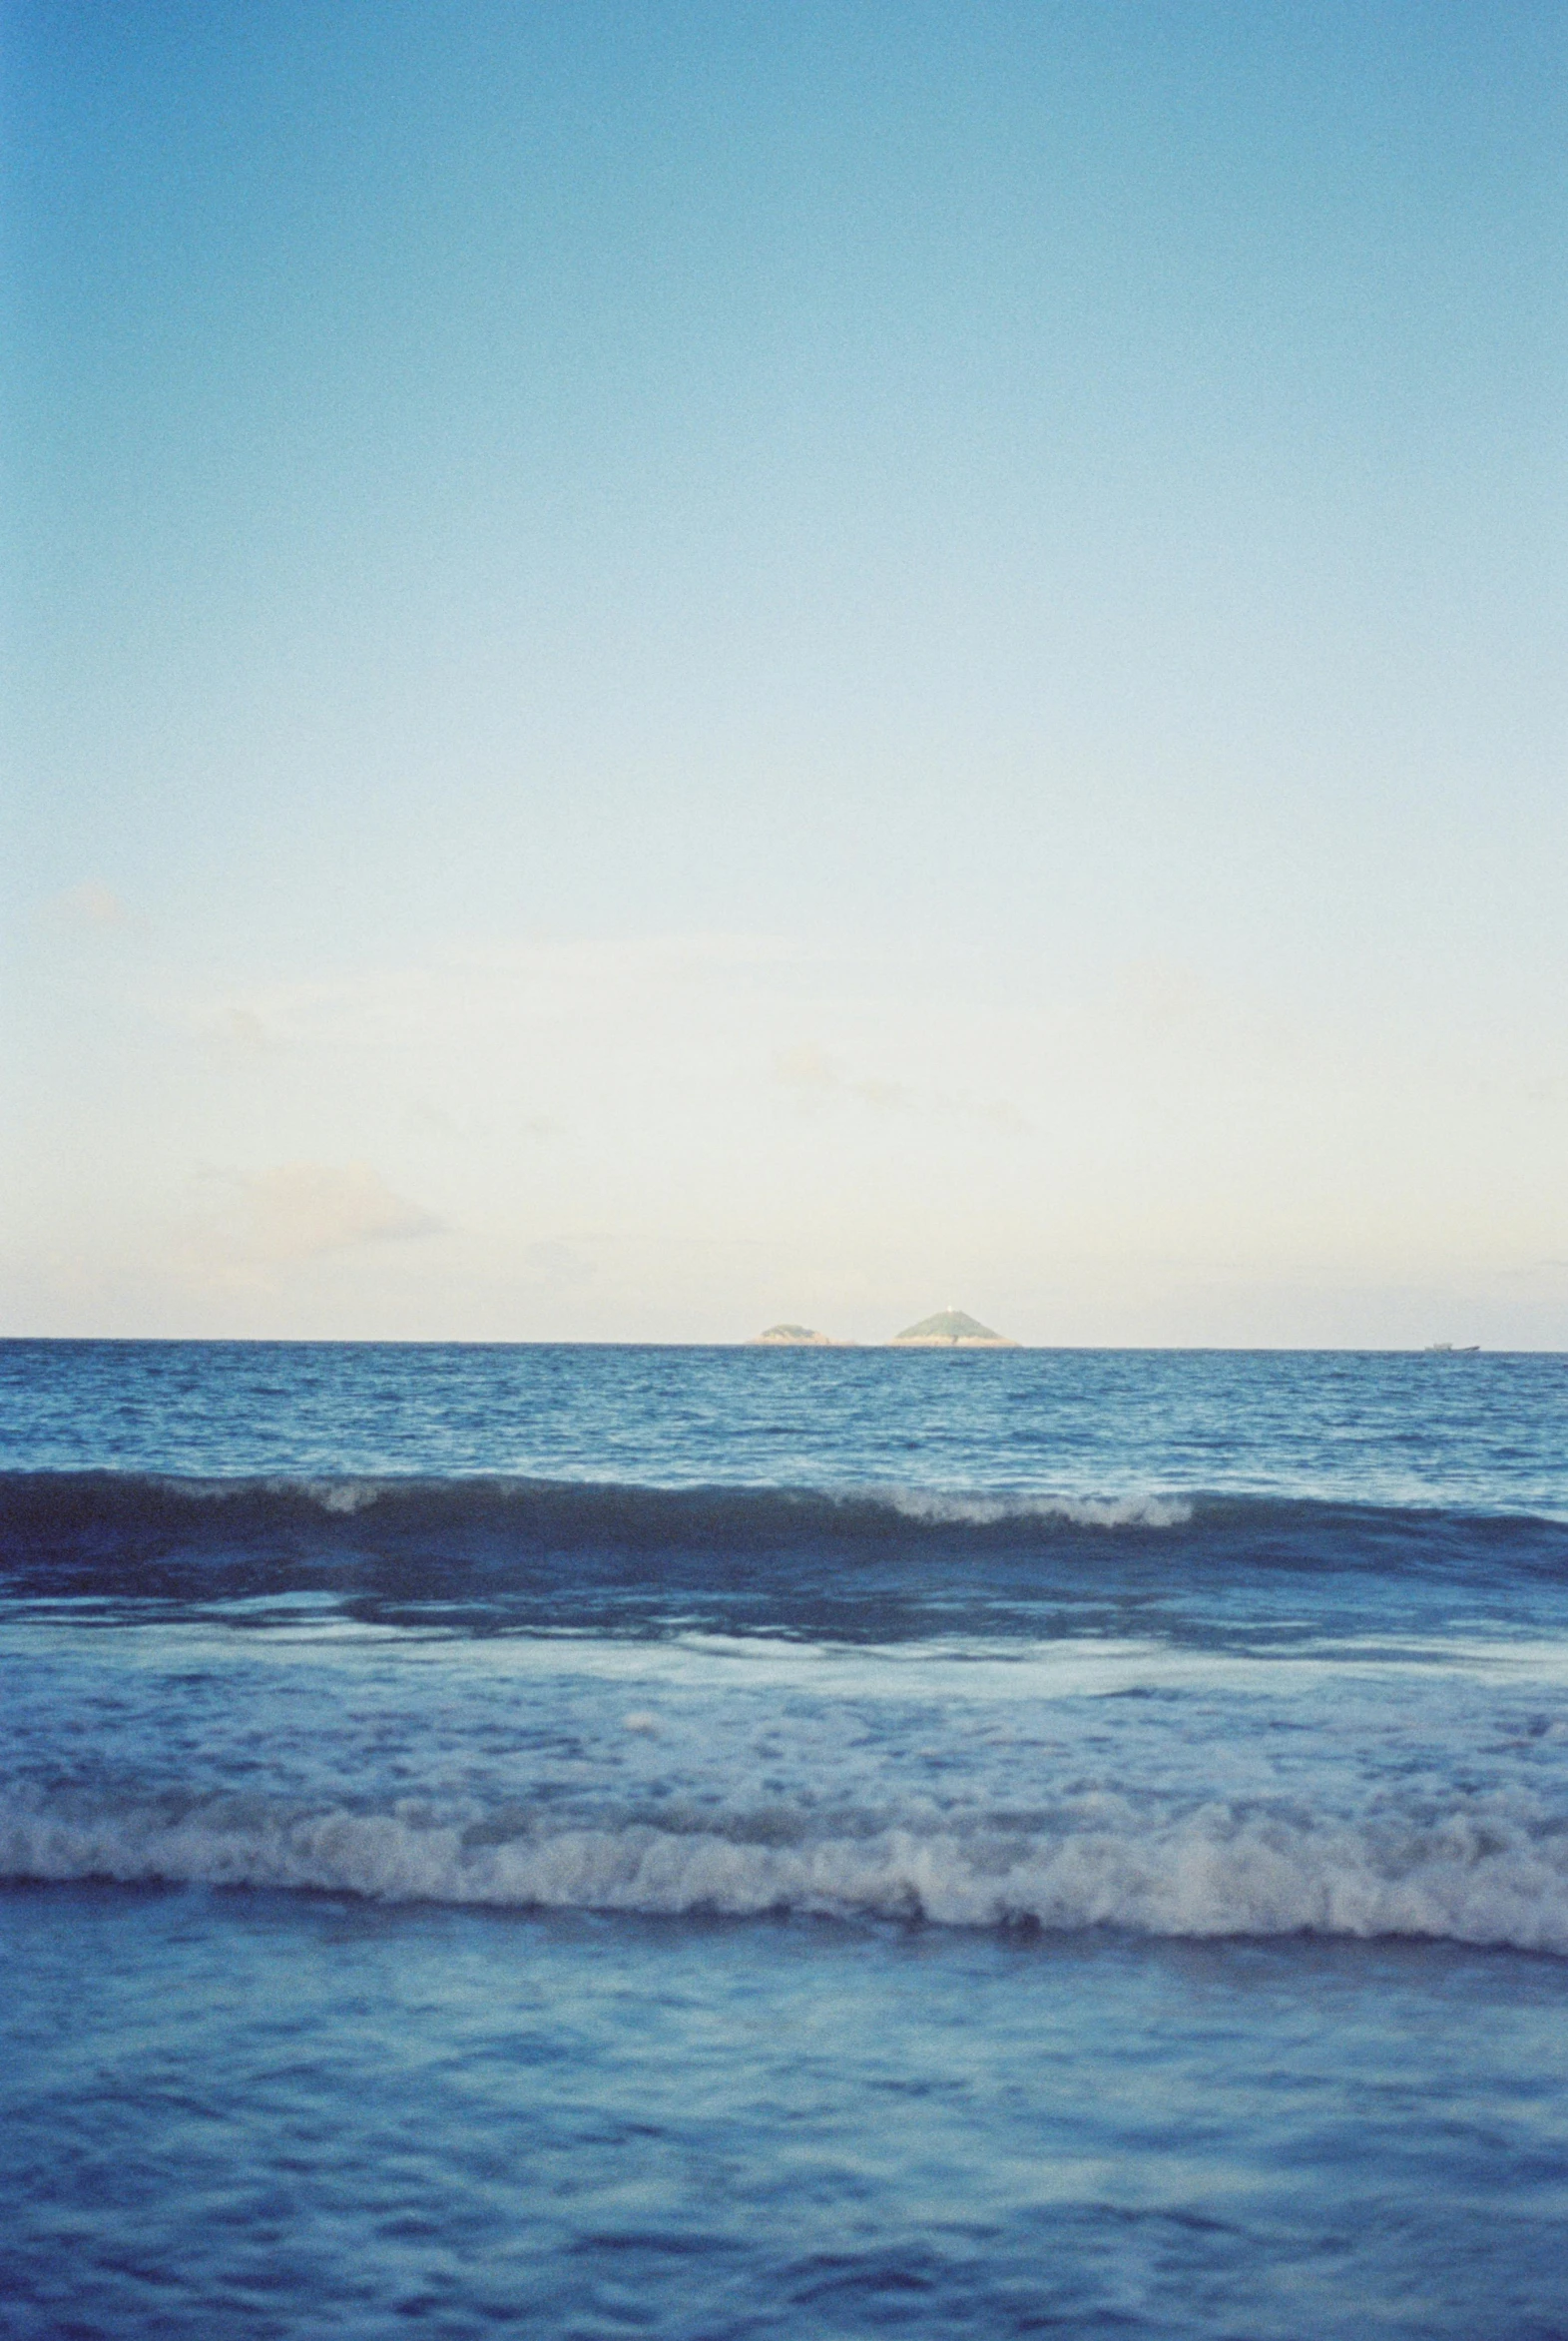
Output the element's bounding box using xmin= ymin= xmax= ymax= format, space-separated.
xmin=2 ymin=1339 xmax=1566 ymax=2338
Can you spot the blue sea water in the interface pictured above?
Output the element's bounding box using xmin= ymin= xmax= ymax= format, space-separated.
xmin=2 ymin=1340 xmax=1567 ymax=2339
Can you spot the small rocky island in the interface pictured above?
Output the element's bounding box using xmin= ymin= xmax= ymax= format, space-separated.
xmin=748 ymin=1309 xmax=1019 ymax=1347
xmin=889 ymin=1309 xmax=1018 ymax=1348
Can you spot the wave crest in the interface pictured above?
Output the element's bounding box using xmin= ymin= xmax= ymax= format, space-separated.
xmin=6 ymin=1470 xmax=1566 ymax=1612
xmin=6 ymin=1788 xmax=1567 ymax=1955
xmin=886 ymin=1490 xmax=1192 ymax=1529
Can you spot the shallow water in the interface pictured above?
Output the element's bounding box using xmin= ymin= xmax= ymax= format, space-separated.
xmin=5 ymin=1895 xmax=1567 ymax=2339
xmin=3 ymin=1341 xmax=1567 ymax=2335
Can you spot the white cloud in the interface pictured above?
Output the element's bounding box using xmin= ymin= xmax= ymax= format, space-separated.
xmin=206 ymin=1005 xmax=274 ymax=1051
xmin=773 ymin=1041 xmax=841 ymax=1093
xmin=773 ymin=1039 xmax=1014 ymax=1127
xmin=849 ymin=1074 xmax=914 ymax=1112
xmin=241 ymin=1163 xmax=441 ymax=1262
xmin=52 ymin=879 xmax=133 ymax=928
xmin=773 ymin=1042 xmax=912 ymax=1110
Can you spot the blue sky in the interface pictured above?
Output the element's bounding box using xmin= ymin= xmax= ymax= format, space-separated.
xmin=4 ymin=1 xmax=1564 ymax=1342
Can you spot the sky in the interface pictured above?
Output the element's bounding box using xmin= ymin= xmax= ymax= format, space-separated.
xmin=3 ymin=0 xmax=1564 ymax=1345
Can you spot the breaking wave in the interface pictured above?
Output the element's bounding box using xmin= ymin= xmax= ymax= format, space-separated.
xmin=6 ymin=1784 xmax=1568 ymax=1955
xmin=3 ymin=1470 xmax=1565 ymax=1609
xmin=0 ymin=1469 xmax=1192 ymax=1540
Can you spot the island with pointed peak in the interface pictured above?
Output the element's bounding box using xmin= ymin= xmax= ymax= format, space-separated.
xmin=887 ymin=1308 xmax=1018 ymax=1348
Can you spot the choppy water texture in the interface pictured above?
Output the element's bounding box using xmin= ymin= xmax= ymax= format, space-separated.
xmin=3 ymin=1341 xmax=1567 ymax=2338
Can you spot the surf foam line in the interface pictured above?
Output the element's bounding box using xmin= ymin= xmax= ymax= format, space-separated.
xmin=7 ymin=1788 xmax=1568 ymax=1954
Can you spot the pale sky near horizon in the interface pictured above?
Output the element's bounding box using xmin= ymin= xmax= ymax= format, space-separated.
xmin=4 ymin=1 xmax=1564 ymax=1346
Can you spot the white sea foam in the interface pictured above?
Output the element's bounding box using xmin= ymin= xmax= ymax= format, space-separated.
xmin=7 ymin=1789 xmax=1567 ymax=1954
xmin=300 ymin=1478 xmax=387 ymax=1515
xmin=883 ymin=1490 xmax=1194 ymax=1529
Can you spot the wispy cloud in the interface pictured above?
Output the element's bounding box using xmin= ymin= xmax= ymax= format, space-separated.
xmin=162 ymin=931 xmax=834 ymax=1054
xmin=773 ymin=1041 xmax=840 ymax=1094
xmin=772 ymin=1043 xmax=913 ymax=1112
xmin=204 ymin=1005 xmax=274 ymax=1052
xmin=237 ymin=1163 xmax=441 ymax=1263
xmin=772 ymin=1041 xmax=1024 ymax=1132
xmin=51 ymin=879 xmax=135 ymax=929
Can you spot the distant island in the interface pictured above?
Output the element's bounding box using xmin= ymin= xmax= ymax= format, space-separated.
xmin=888 ymin=1309 xmax=1018 ymax=1348
xmin=748 ymin=1309 xmax=1020 ymax=1347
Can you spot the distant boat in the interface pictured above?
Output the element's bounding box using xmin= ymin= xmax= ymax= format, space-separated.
xmin=1424 ymin=1343 xmax=1480 ymax=1354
